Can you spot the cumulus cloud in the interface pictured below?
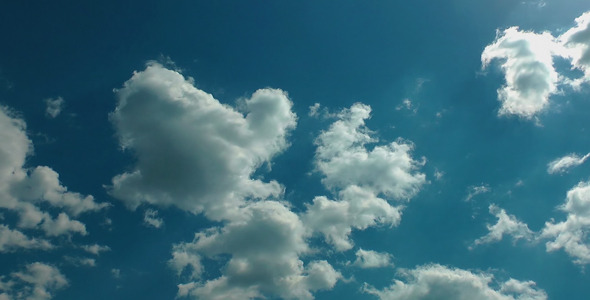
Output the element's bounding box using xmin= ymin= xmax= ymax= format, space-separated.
xmin=362 ymin=264 xmax=546 ymax=300
xmin=559 ymin=12 xmax=590 ymax=88
xmin=304 ymin=186 xmax=402 ymax=251
xmin=541 ymin=181 xmax=590 ymax=264
xmin=482 ymin=11 xmax=590 ymax=119
xmin=482 ymin=27 xmax=563 ymax=118
xmin=472 ymin=205 xmax=534 ymax=248
xmin=314 ymin=103 xmax=426 ymax=199
xmin=547 ymin=152 xmax=590 ymax=174
xmin=0 ymin=263 xmax=68 ymax=300
xmin=170 ymin=201 xmax=341 ymax=300
xmin=0 ymin=106 xmax=105 ymax=236
xmin=43 ymin=97 xmax=64 ymax=118
xmin=0 ymin=225 xmax=53 ymax=253
xmin=108 ymin=63 xmax=296 ymax=220
xmin=143 ymin=209 xmax=163 ymax=228
xmin=350 ymin=249 xmax=394 ymax=268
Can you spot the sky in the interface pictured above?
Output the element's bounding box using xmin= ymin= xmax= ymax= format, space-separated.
xmin=1 ymin=1 xmax=590 ymax=299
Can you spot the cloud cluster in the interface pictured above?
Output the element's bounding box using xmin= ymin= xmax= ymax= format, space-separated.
xmin=109 ymin=63 xmax=296 ymax=220
xmin=363 ymin=264 xmax=547 ymax=300
xmin=482 ymin=11 xmax=590 ymax=119
xmin=0 ymin=263 xmax=68 ymax=300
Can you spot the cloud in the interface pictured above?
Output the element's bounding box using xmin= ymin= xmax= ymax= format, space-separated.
xmin=350 ymin=249 xmax=394 ymax=268
xmin=314 ymin=103 xmax=426 ymax=199
xmin=362 ymin=264 xmax=546 ymax=300
xmin=0 ymin=225 xmax=53 ymax=253
xmin=482 ymin=27 xmax=563 ymax=118
xmin=308 ymin=103 xmax=321 ymax=117
xmin=547 ymin=152 xmax=590 ymax=174
xmin=81 ymin=244 xmax=111 ymax=256
xmin=143 ymin=209 xmax=163 ymax=228
xmin=559 ymin=12 xmax=590 ymax=88
xmin=304 ymin=186 xmax=402 ymax=251
xmin=472 ymin=205 xmax=534 ymax=248
xmin=482 ymin=11 xmax=590 ymax=119
xmin=43 ymin=97 xmax=64 ymax=119
xmin=170 ymin=201 xmax=341 ymax=300
xmin=0 ymin=263 xmax=68 ymax=300
xmin=108 ymin=63 xmax=296 ymax=220
xmin=0 ymin=106 xmax=105 ymax=236
xmin=465 ymin=184 xmax=490 ymax=202
xmin=541 ymin=181 xmax=590 ymax=264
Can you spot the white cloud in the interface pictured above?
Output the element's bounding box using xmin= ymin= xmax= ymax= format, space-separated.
xmin=363 ymin=264 xmax=546 ymax=300
xmin=559 ymin=12 xmax=590 ymax=88
xmin=472 ymin=205 xmax=534 ymax=248
xmin=0 ymin=263 xmax=68 ymax=300
xmin=64 ymin=256 xmax=96 ymax=267
xmin=143 ymin=209 xmax=163 ymax=228
xmin=541 ymin=181 xmax=590 ymax=264
xmin=314 ymin=103 xmax=426 ymax=199
xmin=0 ymin=225 xmax=53 ymax=253
xmin=81 ymin=244 xmax=111 ymax=256
xmin=547 ymin=152 xmax=590 ymax=174
xmin=170 ymin=201 xmax=341 ymax=300
xmin=482 ymin=27 xmax=563 ymax=118
xmin=304 ymin=186 xmax=402 ymax=251
xmin=465 ymin=184 xmax=490 ymax=202
xmin=108 ymin=63 xmax=296 ymax=220
xmin=350 ymin=249 xmax=394 ymax=268
xmin=111 ymin=269 xmax=121 ymax=279
xmin=308 ymin=102 xmax=321 ymax=117
xmin=43 ymin=97 xmax=64 ymax=119
xmin=0 ymin=106 xmax=105 ymax=238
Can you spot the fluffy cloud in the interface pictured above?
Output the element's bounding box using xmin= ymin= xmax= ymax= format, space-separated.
xmin=108 ymin=63 xmax=296 ymax=220
xmin=350 ymin=249 xmax=394 ymax=268
xmin=559 ymin=12 xmax=590 ymax=87
xmin=0 ymin=263 xmax=68 ymax=300
xmin=170 ymin=201 xmax=341 ymax=300
xmin=81 ymin=244 xmax=111 ymax=256
xmin=362 ymin=264 xmax=546 ymax=300
xmin=547 ymin=152 xmax=590 ymax=174
xmin=304 ymin=186 xmax=402 ymax=251
xmin=0 ymin=225 xmax=53 ymax=253
xmin=482 ymin=11 xmax=590 ymax=119
xmin=43 ymin=97 xmax=64 ymax=118
xmin=481 ymin=27 xmax=562 ymax=118
xmin=472 ymin=205 xmax=534 ymax=248
xmin=314 ymin=103 xmax=426 ymax=199
xmin=0 ymin=106 xmax=105 ymax=235
xmin=541 ymin=181 xmax=590 ymax=264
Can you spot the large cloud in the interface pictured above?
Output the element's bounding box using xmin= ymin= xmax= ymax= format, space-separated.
xmin=363 ymin=264 xmax=546 ymax=300
xmin=541 ymin=181 xmax=590 ymax=264
xmin=481 ymin=28 xmax=562 ymax=118
xmin=305 ymin=103 xmax=425 ymax=251
xmin=482 ymin=11 xmax=590 ymax=119
xmin=170 ymin=201 xmax=341 ymax=300
xmin=108 ymin=63 xmax=296 ymax=220
xmin=314 ymin=103 xmax=426 ymax=199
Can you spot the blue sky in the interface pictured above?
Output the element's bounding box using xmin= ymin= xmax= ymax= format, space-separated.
xmin=2 ymin=1 xmax=590 ymax=299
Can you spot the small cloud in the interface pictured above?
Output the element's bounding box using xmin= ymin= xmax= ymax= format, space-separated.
xmin=434 ymin=169 xmax=444 ymax=181
xmin=44 ymin=97 xmax=64 ymax=118
xmin=64 ymin=256 xmax=96 ymax=267
xmin=81 ymin=244 xmax=111 ymax=256
xmin=349 ymin=249 xmax=394 ymax=269
xmin=144 ymin=209 xmax=163 ymax=228
xmin=547 ymin=153 xmax=590 ymax=174
xmin=308 ymin=103 xmax=321 ymax=117
xmin=465 ymin=184 xmax=490 ymax=201
xmin=111 ymin=268 xmax=121 ymax=279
